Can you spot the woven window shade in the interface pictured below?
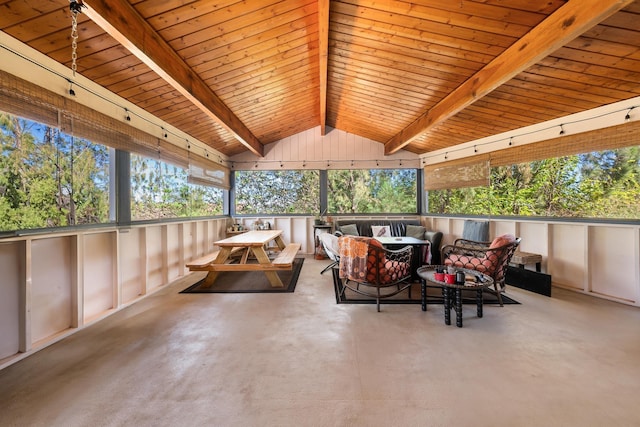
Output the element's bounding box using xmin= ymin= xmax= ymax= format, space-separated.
xmin=188 ymin=154 xmax=230 ymax=190
xmin=490 ymin=121 xmax=640 ymax=167
xmin=0 ymin=69 xmax=229 ymax=188
xmin=424 ymin=154 xmax=490 ymax=190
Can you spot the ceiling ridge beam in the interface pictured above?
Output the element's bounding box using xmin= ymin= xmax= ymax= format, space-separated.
xmin=384 ymin=0 xmax=635 ymax=155
xmin=83 ymin=0 xmax=263 ymax=157
xmin=318 ymin=0 xmax=330 ymax=136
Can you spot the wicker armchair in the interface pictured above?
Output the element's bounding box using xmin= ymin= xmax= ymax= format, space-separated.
xmin=337 ymin=236 xmax=413 ymax=312
xmin=442 ymin=234 xmax=521 ymax=306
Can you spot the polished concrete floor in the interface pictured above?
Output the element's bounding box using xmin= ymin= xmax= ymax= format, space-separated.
xmin=1 ymin=256 xmax=640 ymax=427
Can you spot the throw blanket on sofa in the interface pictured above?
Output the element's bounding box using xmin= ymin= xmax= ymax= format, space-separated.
xmin=338 ymin=236 xmax=370 ymax=282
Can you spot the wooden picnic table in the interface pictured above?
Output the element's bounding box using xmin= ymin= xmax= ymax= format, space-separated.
xmin=186 ymin=230 xmax=300 ymax=288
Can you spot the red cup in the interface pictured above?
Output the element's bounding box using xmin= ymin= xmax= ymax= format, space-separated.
xmin=444 ymin=273 xmax=456 ymax=284
xmin=434 ymin=272 xmax=445 ymax=281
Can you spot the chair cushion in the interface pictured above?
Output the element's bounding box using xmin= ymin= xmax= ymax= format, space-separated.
xmin=489 ymin=234 xmax=516 ymax=249
xmin=339 ymin=223 xmax=359 ymax=236
xmin=445 ymin=254 xmax=493 ymax=273
xmin=405 ymin=224 xmax=426 ymax=239
xmin=445 ymin=234 xmax=518 ymax=276
xmin=365 ymin=239 xmax=410 ymax=284
xmin=371 ymin=225 xmax=391 ymax=237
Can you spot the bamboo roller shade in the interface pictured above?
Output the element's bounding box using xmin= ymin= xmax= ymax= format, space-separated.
xmin=424 ymin=154 xmax=490 ymax=190
xmin=425 ymin=120 xmax=640 ymax=190
xmin=0 ymin=70 xmax=229 ymax=189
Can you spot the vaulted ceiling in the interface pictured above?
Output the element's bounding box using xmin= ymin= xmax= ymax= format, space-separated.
xmin=1 ymin=0 xmax=639 ymax=159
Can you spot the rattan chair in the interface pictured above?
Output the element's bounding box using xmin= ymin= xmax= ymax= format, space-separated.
xmin=442 ymin=234 xmax=521 ymax=306
xmin=337 ymin=236 xmax=413 ymax=312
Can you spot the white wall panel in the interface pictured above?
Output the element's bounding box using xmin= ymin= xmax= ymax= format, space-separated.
xmin=517 ymin=221 xmax=549 ymax=271
xmin=230 ymin=126 xmax=420 ymax=170
xmin=517 ymin=222 xmax=548 ymax=254
xmin=0 ymin=242 xmax=21 ymax=359
xmin=31 ymin=237 xmax=72 ymax=343
xmin=493 ymin=220 xmax=516 ymax=240
xmin=590 ymin=226 xmax=636 ymax=302
xmin=83 ymin=232 xmax=115 ymax=321
xmin=183 ymin=223 xmax=194 ymax=263
xmin=166 ymin=224 xmax=181 ymax=280
xmin=119 ymin=228 xmax=143 ymax=304
xmin=337 ymin=130 xmax=347 ymax=160
xmin=549 ymin=224 xmax=586 ymax=290
xmin=146 ymin=226 xmax=164 ymax=290
xmin=195 ymin=221 xmax=206 ymax=257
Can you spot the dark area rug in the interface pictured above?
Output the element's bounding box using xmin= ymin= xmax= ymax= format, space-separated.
xmin=181 ymin=258 xmax=304 ymax=293
xmin=333 ymin=272 xmax=519 ymax=306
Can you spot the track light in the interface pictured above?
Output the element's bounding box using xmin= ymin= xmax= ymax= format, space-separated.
xmin=508 ymin=137 xmax=513 ymax=146
xmin=625 ymin=107 xmax=634 ymax=121
xmin=474 ymin=145 xmax=478 ymax=153
xmin=559 ymin=124 xmax=565 ymax=135
xmin=68 ymin=81 xmax=75 ymax=96
xmin=444 ymin=152 xmax=448 ymax=160
xmin=124 ymin=108 xmax=131 ymax=121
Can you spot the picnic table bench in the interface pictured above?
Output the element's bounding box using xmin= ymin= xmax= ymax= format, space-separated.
xmin=186 ymin=230 xmax=300 ymax=288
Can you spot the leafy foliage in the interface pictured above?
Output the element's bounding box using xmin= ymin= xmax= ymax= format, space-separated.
xmin=235 ymin=170 xmax=319 ymax=214
xmin=0 ymin=114 xmax=109 ymax=232
xmin=328 ymin=169 xmax=417 ymax=213
xmin=429 ymin=149 xmax=640 ymax=219
xmin=130 ymin=155 xmax=223 ymax=220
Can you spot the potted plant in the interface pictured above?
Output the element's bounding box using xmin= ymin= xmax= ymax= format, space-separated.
xmin=314 ymin=208 xmax=327 ymax=225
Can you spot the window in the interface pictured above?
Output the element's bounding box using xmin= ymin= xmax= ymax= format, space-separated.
xmin=328 ymin=169 xmax=417 ymax=214
xmin=130 ymin=155 xmax=223 ymax=220
xmin=428 ymin=147 xmax=640 ymax=219
xmin=234 ymin=170 xmax=319 ymax=215
xmin=0 ymin=113 xmax=110 ymax=232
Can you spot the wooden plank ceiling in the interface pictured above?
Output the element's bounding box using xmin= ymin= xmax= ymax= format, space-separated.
xmin=1 ymin=0 xmax=639 ymax=159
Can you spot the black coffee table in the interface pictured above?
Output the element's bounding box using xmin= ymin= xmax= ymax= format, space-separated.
xmin=417 ymin=265 xmax=494 ymax=328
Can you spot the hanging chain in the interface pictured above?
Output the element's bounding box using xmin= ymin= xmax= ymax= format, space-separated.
xmin=69 ymin=1 xmax=84 ymax=76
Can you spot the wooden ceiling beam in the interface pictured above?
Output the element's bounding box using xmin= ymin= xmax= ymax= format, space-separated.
xmin=384 ymin=0 xmax=636 ymax=155
xmin=83 ymin=0 xmax=264 ymax=157
xmin=318 ymin=0 xmax=330 ymax=136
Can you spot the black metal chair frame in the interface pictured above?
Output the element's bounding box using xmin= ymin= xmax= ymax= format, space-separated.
xmin=338 ymin=243 xmax=413 ymax=312
xmin=441 ymin=237 xmax=521 ymax=306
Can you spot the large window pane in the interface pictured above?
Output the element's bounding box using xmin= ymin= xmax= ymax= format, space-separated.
xmin=0 ymin=113 xmax=110 ymax=232
xmin=131 ymin=155 xmax=223 ymax=220
xmin=328 ymin=169 xmax=417 ymax=214
xmin=235 ymin=170 xmax=319 ymax=215
xmin=428 ymin=147 xmax=640 ymax=219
